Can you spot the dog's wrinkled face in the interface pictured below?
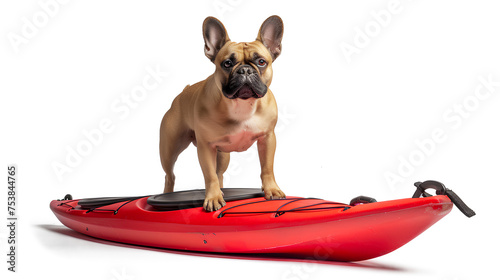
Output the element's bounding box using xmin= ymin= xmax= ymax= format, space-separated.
xmin=217 ymin=42 xmax=272 ymax=99
xmin=203 ymin=16 xmax=283 ymax=100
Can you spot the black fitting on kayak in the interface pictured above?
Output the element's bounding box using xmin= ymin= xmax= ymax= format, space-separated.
xmin=413 ymin=180 xmax=476 ymax=218
xmin=57 ymin=194 xmax=73 ymax=201
xmin=349 ymin=196 xmax=377 ymax=206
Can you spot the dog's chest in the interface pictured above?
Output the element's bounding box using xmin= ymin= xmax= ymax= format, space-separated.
xmin=209 ymin=99 xmax=267 ymax=152
xmin=213 ymin=117 xmax=266 ymax=153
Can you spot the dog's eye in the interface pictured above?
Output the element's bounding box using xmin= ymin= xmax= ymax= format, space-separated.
xmin=223 ymin=59 xmax=233 ymax=68
xmin=257 ymin=59 xmax=267 ymax=67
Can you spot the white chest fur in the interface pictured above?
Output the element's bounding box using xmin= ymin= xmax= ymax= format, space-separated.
xmin=212 ymin=99 xmax=266 ymax=152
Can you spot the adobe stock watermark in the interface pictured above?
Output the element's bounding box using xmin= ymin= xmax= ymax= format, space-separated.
xmin=110 ymin=267 xmax=134 ymax=280
xmin=384 ymin=74 xmax=500 ymax=190
xmin=212 ymin=0 xmax=243 ymax=19
xmin=51 ymin=64 xmax=169 ymax=182
xmin=280 ymin=235 xmax=340 ymax=280
xmin=339 ymin=0 xmax=411 ymax=63
xmin=7 ymin=0 xmax=70 ymax=54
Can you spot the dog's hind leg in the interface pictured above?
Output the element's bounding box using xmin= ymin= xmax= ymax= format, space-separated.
xmin=159 ymin=112 xmax=192 ymax=193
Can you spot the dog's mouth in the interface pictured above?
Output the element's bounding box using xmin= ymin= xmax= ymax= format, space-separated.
xmin=224 ymin=83 xmax=267 ymax=100
xmin=222 ymin=71 xmax=268 ymax=100
xmin=234 ymin=84 xmax=260 ymax=100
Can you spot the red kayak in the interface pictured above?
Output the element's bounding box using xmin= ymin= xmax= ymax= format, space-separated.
xmin=50 ymin=180 xmax=474 ymax=262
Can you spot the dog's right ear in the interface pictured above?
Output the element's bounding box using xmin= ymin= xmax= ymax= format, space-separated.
xmin=203 ymin=17 xmax=230 ymax=62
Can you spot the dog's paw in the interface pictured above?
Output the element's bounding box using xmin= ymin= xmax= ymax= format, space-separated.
xmin=262 ymin=185 xmax=286 ymax=200
xmin=203 ymin=190 xmax=226 ymax=212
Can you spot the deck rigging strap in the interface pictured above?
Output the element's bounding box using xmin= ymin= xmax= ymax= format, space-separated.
xmin=84 ymin=196 xmax=148 ymax=214
xmin=58 ymin=195 xmax=148 ymax=215
xmin=217 ymin=197 xmax=351 ymax=218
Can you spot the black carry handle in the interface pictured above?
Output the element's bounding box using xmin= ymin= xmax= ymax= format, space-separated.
xmin=413 ymin=180 xmax=476 ymax=218
xmin=349 ymin=196 xmax=377 ymax=206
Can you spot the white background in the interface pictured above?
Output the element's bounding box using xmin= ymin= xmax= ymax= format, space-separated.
xmin=1 ymin=0 xmax=499 ymax=279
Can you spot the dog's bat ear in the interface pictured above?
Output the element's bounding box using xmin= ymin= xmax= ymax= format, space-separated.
xmin=257 ymin=15 xmax=284 ymax=62
xmin=203 ymin=17 xmax=230 ymax=62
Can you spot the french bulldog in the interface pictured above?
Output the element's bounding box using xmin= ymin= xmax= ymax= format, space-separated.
xmin=159 ymin=15 xmax=285 ymax=211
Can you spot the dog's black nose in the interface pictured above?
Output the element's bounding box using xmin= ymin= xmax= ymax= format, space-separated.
xmin=236 ymin=65 xmax=256 ymax=75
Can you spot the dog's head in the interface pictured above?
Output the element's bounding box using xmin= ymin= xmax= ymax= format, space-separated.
xmin=203 ymin=15 xmax=283 ymax=100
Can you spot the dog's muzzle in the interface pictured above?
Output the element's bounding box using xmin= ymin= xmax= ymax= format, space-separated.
xmin=222 ymin=65 xmax=267 ymax=99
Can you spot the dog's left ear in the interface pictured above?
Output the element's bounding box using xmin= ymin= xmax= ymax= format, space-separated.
xmin=257 ymin=15 xmax=284 ymax=61
xmin=203 ymin=17 xmax=230 ymax=62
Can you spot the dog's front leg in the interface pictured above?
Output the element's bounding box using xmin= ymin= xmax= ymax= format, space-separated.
xmin=258 ymin=131 xmax=286 ymax=200
xmin=197 ymin=140 xmax=226 ymax=211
